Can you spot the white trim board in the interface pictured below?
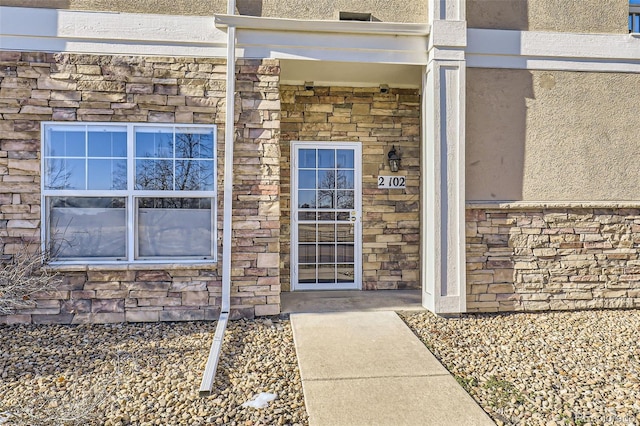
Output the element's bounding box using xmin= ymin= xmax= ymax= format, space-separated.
xmin=467 ymin=28 xmax=640 ymax=73
xmin=0 ymin=6 xmax=227 ymax=57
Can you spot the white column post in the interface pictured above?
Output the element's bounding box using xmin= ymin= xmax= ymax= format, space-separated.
xmin=422 ymin=0 xmax=467 ymax=313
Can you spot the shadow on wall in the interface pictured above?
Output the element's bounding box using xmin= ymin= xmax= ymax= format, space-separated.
xmin=467 ymin=0 xmax=529 ymax=30
xmin=236 ymin=0 xmax=263 ymax=16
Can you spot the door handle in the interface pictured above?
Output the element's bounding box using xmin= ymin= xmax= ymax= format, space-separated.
xmin=349 ymin=210 xmax=358 ymax=222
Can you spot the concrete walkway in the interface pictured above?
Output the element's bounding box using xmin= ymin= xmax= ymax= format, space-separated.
xmin=291 ymin=311 xmax=495 ymax=426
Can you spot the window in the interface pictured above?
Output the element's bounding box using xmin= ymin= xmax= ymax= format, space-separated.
xmin=631 ymin=0 xmax=640 ymax=33
xmin=42 ymin=123 xmax=217 ymax=263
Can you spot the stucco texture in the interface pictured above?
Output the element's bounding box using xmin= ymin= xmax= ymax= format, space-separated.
xmin=467 ymin=0 xmax=629 ymax=33
xmin=0 ymin=0 xmax=427 ymax=22
xmin=466 ymin=68 xmax=640 ymax=202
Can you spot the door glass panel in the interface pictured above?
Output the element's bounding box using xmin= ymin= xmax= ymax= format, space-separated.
xmin=299 ymin=245 xmax=316 ymax=263
xmin=336 ymin=170 xmax=354 ymax=189
xmin=298 ymin=224 xmax=316 ymax=242
xmin=318 ymin=264 xmax=336 ymax=283
xmin=299 ymin=170 xmax=316 ymax=189
xmin=337 ymin=264 xmax=355 ymax=282
xmin=294 ymin=145 xmax=358 ymax=289
xmin=337 ymin=244 xmax=354 ymax=262
xmin=318 ymin=245 xmax=335 ymax=263
xmin=318 ymin=149 xmax=335 ymax=168
xmin=299 ymin=264 xmax=316 ymax=283
xmin=336 ymin=191 xmax=354 ymax=209
xmin=298 ymin=190 xmax=316 ymax=208
xmin=337 ymin=224 xmax=352 ymax=242
xmin=318 ymin=212 xmax=335 ymax=221
xmin=317 ymin=170 xmax=335 ymax=189
xmin=299 ymin=211 xmax=316 ymax=221
xmin=336 ymin=149 xmax=354 ymax=168
xmin=317 ymin=224 xmax=334 ymax=242
xmin=299 ymin=149 xmax=316 ymax=168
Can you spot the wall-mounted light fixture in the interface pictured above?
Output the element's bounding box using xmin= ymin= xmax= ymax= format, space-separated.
xmin=387 ymin=145 xmax=401 ymax=172
xmin=304 ymin=81 xmax=314 ymax=90
xmin=379 ymin=84 xmax=389 ymax=94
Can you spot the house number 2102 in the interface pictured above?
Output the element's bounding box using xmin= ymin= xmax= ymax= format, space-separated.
xmin=378 ymin=175 xmax=406 ymax=189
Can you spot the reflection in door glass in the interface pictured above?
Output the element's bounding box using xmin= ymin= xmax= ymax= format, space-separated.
xmin=336 ymin=149 xmax=354 ymax=168
xmin=298 ymin=190 xmax=316 ymax=208
xmin=299 ymin=149 xmax=316 ymax=168
xmin=318 ymin=149 xmax=335 ymax=168
xmin=318 ymin=264 xmax=336 ymax=283
xmin=299 ymin=264 xmax=316 ymax=283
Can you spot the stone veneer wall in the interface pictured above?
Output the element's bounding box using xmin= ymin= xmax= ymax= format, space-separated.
xmin=0 ymin=51 xmax=281 ymax=324
xmin=466 ymin=205 xmax=640 ymax=312
xmin=280 ymin=85 xmax=420 ymax=291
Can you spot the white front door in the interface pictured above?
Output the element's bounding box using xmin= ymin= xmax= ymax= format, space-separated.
xmin=291 ymin=142 xmax=362 ymax=290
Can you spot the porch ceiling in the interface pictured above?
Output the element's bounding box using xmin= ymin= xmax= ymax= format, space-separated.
xmin=280 ymin=60 xmax=423 ymax=88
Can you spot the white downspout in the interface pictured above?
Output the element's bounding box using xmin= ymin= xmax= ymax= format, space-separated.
xmin=199 ymin=0 xmax=236 ymax=395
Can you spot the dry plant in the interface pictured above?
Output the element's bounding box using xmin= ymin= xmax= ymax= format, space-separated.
xmin=0 ymin=240 xmax=60 ymax=315
xmin=0 ymin=352 xmax=138 ymax=426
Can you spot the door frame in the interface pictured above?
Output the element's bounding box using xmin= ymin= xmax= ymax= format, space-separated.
xmin=290 ymin=141 xmax=363 ymax=291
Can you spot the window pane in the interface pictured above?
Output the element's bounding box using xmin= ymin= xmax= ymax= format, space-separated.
xmin=299 ymin=149 xmax=316 ymax=168
xmin=135 ymin=159 xmax=173 ymax=190
xmin=48 ymin=129 xmax=85 ymax=157
xmin=336 ymin=149 xmax=354 ymax=168
xmin=137 ymin=198 xmax=213 ymax=258
xmin=44 ymin=158 xmax=85 ymax=190
xmin=175 ymin=160 xmax=214 ymax=191
xmin=318 ymin=149 xmax=335 ymax=168
xmin=49 ymin=197 xmax=126 ymax=259
xmin=135 ymin=128 xmax=173 ymax=158
xmin=88 ymin=159 xmax=127 ymax=190
xmin=175 ymin=129 xmax=214 ymax=159
xmin=88 ymin=128 xmax=127 ymax=157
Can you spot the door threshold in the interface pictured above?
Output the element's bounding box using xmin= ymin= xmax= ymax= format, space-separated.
xmin=281 ymin=290 xmax=424 ymax=314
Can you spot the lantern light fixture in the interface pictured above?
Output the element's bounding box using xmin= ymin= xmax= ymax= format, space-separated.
xmin=387 ymin=145 xmax=401 ymax=172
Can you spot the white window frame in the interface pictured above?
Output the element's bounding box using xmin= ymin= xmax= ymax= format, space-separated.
xmin=41 ymin=122 xmax=218 ymax=264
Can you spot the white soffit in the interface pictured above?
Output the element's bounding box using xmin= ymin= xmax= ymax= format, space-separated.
xmin=467 ymin=28 xmax=640 ymax=73
xmin=215 ymin=14 xmax=430 ymax=65
xmin=0 ymin=6 xmax=227 ymax=57
xmin=280 ymin=60 xmax=423 ymax=88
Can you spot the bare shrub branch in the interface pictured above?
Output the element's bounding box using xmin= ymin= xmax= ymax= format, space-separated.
xmin=0 ymin=241 xmax=60 ymax=315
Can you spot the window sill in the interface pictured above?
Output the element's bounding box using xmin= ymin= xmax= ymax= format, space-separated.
xmin=45 ymin=262 xmax=217 ymax=272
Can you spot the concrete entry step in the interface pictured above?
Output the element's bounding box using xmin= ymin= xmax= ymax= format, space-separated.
xmin=291 ymin=311 xmax=494 ymax=426
xmin=281 ymin=290 xmax=424 ymax=315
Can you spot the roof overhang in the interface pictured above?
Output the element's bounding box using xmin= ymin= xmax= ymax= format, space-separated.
xmin=215 ymin=14 xmax=430 ymax=65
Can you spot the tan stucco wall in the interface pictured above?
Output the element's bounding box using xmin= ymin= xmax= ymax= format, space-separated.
xmin=467 ymin=0 xmax=629 ymax=33
xmin=0 ymin=0 xmax=226 ymax=15
xmin=466 ymin=68 xmax=640 ymax=201
xmin=0 ymin=0 xmax=427 ymax=22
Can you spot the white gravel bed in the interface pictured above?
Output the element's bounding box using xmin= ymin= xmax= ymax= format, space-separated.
xmin=0 ymin=318 xmax=308 ymax=426
xmin=402 ymin=310 xmax=640 ymax=426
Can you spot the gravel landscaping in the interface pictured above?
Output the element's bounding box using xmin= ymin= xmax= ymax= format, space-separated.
xmin=0 ymin=318 xmax=308 ymax=426
xmin=402 ymin=310 xmax=640 ymax=426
